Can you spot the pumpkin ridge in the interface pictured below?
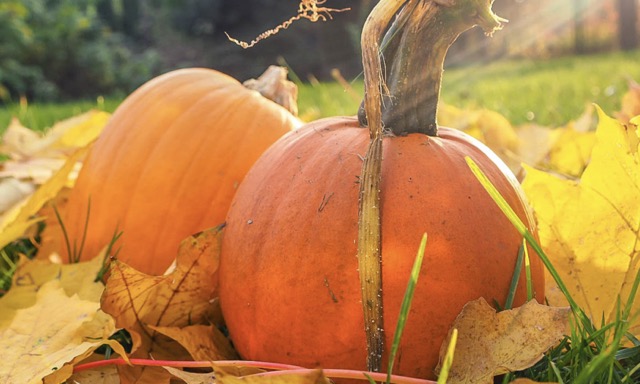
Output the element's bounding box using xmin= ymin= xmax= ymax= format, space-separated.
xmin=47 ymin=67 xmax=300 ymax=274
xmin=85 ymin=77 xmax=233 ymax=261
xmin=130 ymin=85 xmax=252 ymax=260
xmin=63 ymin=81 xmax=199 ymax=259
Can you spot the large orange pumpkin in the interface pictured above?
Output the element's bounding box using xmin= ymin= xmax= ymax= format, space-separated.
xmin=218 ymin=0 xmax=544 ymax=380
xmin=43 ymin=67 xmax=301 ymax=275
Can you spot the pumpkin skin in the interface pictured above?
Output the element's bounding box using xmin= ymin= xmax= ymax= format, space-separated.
xmin=45 ymin=68 xmax=301 ymax=275
xmin=218 ymin=116 xmax=544 ymax=379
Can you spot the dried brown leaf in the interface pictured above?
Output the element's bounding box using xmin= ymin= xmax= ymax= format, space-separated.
xmin=164 ymin=366 xmax=215 ymax=384
xmin=100 ymin=226 xmax=224 ymax=383
xmin=438 ymin=298 xmax=570 ymax=384
xmin=151 ymin=323 xmax=239 ymax=361
xmin=66 ymin=364 xmax=120 ymax=384
xmin=215 ymin=367 xmax=331 ymax=384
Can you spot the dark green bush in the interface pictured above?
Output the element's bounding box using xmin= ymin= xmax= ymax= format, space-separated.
xmin=0 ymin=0 xmax=160 ymax=102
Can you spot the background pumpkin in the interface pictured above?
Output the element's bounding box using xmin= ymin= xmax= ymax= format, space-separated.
xmin=41 ymin=66 xmax=301 ymax=275
xmin=218 ymin=0 xmax=544 ymax=379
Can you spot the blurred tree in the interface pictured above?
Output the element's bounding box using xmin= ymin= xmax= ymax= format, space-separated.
xmin=122 ymin=0 xmax=141 ymax=37
xmin=0 ymin=0 xmax=160 ymax=101
xmin=574 ymin=0 xmax=588 ymax=53
xmin=618 ymin=0 xmax=638 ymax=50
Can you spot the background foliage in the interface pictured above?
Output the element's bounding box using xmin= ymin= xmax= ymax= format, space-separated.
xmin=0 ymin=0 xmax=638 ymax=103
xmin=0 ymin=0 xmax=160 ymax=102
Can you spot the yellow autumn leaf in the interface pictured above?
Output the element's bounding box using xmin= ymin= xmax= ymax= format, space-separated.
xmin=547 ymin=125 xmax=596 ymax=177
xmin=438 ymin=104 xmax=521 ymax=173
xmin=0 ymin=110 xmax=109 ymax=159
xmin=0 ymin=146 xmax=88 ymax=250
xmin=437 ymin=298 xmax=570 ymax=384
xmin=513 ymin=123 xmax=561 ymax=171
xmin=0 ymin=279 xmax=120 ymax=384
xmin=522 ymin=107 xmax=640 ymax=333
xmin=0 ymin=253 xmax=106 ymax=329
xmin=53 ymin=110 xmax=111 ymax=150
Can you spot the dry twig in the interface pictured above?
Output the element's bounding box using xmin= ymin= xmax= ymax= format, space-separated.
xmin=226 ymin=0 xmax=350 ymax=48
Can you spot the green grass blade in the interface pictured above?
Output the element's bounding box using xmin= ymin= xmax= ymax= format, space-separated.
xmin=465 ymin=156 xmax=592 ymax=329
xmin=386 ymin=233 xmax=428 ymax=384
xmin=524 ymin=240 xmax=533 ymax=301
xmin=465 ymin=157 xmax=527 ymax=236
xmin=437 ymin=328 xmax=458 ymax=384
xmin=504 ymin=242 xmax=524 ymax=310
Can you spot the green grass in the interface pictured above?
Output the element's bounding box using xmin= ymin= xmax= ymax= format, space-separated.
xmin=2 ymin=50 xmax=640 ymax=132
xmin=441 ymin=49 xmax=640 ymax=126
xmin=0 ymin=97 xmax=122 ymax=133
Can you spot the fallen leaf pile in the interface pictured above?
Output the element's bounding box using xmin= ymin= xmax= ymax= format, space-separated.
xmin=99 ymin=225 xmax=236 ymax=383
xmin=0 ymin=79 xmax=639 ymax=384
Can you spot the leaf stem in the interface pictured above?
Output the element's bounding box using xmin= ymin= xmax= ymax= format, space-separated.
xmin=72 ymin=358 xmax=437 ymax=384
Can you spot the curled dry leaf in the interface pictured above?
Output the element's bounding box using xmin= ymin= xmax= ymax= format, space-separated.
xmin=523 ymin=108 xmax=640 ymax=334
xmin=0 ymin=110 xmax=109 ymax=160
xmin=243 ymin=66 xmax=299 ymax=116
xmin=437 ymin=298 xmax=570 ymax=384
xmin=151 ymin=323 xmax=239 ymax=362
xmin=100 ymin=226 xmax=229 ymax=383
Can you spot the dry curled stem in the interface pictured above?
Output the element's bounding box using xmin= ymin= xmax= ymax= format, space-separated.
xmin=226 ymin=0 xmax=350 ymax=49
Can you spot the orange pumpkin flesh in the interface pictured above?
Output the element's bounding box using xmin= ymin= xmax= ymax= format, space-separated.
xmin=219 ymin=0 xmax=544 ymax=379
xmin=42 ymin=67 xmax=301 ymax=275
xmin=218 ymin=118 xmax=544 ymax=378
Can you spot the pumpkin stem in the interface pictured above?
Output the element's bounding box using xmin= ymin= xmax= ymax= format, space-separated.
xmin=243 ymin=66 xmax=299 ymax=116
xmin=355 ymin=0 xmax=504 ymax=373
xmin=357 ymin=0 xmax=410 ymax=372
xmin=358 ymin=0 xmax=505 ymax=136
